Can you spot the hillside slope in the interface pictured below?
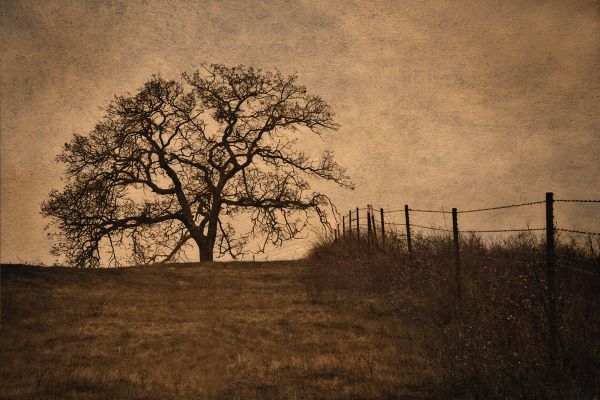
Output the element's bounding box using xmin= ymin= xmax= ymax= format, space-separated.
xmin=0 ymin=262 xmax=431 ymax=400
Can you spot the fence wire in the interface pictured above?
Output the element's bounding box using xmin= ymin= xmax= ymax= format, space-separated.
xmin=465 ymin=253 xmax=541 ymax=265
xmin=340 ymin=196 xmax=598 ymax=247
xmin=458 ymin=200 xmax=545 ymax=214
xmin=409 ymin=208 xmax=451 ymax=214
xmin=556 ymin=262 xmax=600 ymax=279
xmin=385 ymin=221 xmax=406 ymax=227
xmin=556 ymin=228 xmax=600 ymax=236
xmin=411 ymin=224 xmax=453 ymax=232
xmin=383 ymin=229 xmax=406 ymax=236
xmin=385 ymin=208 xmax=406 ymax=214
xmin=555 ymin=199 xmax=600 ymax=203
xmin=558 ymin=254 xmax=599 ymax=266
xmin=460 ymin=228 xmax=546 ymax=234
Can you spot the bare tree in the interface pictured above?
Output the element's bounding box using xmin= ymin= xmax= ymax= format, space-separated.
xmin=42 ymin=63 xmax=351 ymax=267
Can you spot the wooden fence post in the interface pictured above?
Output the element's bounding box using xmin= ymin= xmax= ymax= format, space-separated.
xmin=356 ymin=207 xmax=360 ymax=240
xmin=342 ymin=217 xmax=346 ymax=240
xmin=371 ymin=209 xmax=377 ymax=246
xmin=546 ymin=192 xmax=558 ymax=369
xmin=367 ymin=208 xmax=372 ymax=246
xmin=348 ymin=210 xmax=352 ymax=239
xmin=405 ymin=205 xmax=413 ymax=257
xmin=452 ymin=208 xmax=462 ymax=302
xmin=380 ymin=208 xmax=385 ymax=246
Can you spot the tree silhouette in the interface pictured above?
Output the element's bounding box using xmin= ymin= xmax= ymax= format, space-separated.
xmin=42 ymin=64 xmax=351 ymax=267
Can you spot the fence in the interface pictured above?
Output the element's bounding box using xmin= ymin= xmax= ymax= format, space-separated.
xmin=333 ymin=192 xmax=600 ymax=368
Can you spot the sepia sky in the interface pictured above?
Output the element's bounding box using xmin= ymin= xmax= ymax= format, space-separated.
xmin=1 ymin=0 xmax=599 ymax=264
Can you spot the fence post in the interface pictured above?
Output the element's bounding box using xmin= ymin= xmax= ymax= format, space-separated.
xmin=380 ymin=208 xmax=385 ymax=246
xmin=342 ymin=217 xmax=346 ymax=240
xmin=546 ymin=192 xmax=558 ymax=370
xmin=367 ymin=208 xmax=372 ymax=246
xmin=348 ymin=210 xmax=352 ymax=239
xmin=405 ymin=205 xmax=413 ymax=257
xmin=371 ymin=209 xmax=377 ymax=246
xmin=356 ymin=207 xmax=360 ymax=240
xmin=452 ymin=208 xmax=462 ymax=302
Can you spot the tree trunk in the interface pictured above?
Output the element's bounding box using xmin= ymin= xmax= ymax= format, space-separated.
xmin=191 ymin=234 xmax=214 ymax=263
xmin=199 ymin=244 xmax=214 ymax=262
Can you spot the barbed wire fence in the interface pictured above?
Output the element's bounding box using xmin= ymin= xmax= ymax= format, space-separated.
xmin=333 ymin=192 xmax=600 ymax=368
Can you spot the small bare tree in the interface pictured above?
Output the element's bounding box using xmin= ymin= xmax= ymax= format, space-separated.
xmin=42 ymin=63 xmax=351 ymax=267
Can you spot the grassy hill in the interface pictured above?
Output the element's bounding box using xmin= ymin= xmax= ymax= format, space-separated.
xmin=0 ymin=262 xmax=432 ymax=400
xmin=310 ymin=234 xmax=599 ymax=399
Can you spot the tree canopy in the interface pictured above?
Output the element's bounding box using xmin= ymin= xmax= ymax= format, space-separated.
xmin=42 ymin=63 xmax=351 ymax=267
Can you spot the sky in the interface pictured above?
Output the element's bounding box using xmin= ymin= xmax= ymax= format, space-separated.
xmin=1 ymin=0 xmax=599 ymax=264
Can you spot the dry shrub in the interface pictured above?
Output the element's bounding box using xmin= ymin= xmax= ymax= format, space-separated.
xmin=309 ymin=232 xmax=600 ymax=399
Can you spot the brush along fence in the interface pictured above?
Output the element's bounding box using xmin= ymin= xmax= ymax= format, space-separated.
xmin=333 ymin=192 xmax=600 ymax=369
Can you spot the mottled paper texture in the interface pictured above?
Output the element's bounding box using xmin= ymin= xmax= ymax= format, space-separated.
xmin=1 ymin=0 xmax=599 ymax=264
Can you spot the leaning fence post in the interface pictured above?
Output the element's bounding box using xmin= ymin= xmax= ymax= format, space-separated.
xmin=371 ymin=209 xmax=377 ymax=246
xmin=356 ymin=207 xmax=360 ymax=241
xmin=380 ymin=208 xmax=385 ymax=246
xmin=405 ymin=205 xmax=413 ymax=257
xmin=452 ymin=208 xmax=462 ymax=302
xmin=546 ymin=192 xmax=558 ymax=369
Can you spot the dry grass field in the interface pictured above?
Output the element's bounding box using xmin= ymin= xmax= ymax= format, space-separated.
xmin=310 ymin=234 xmax=600 ymax=399
xmin=0 ymin=262 xmax=434 ymax=400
